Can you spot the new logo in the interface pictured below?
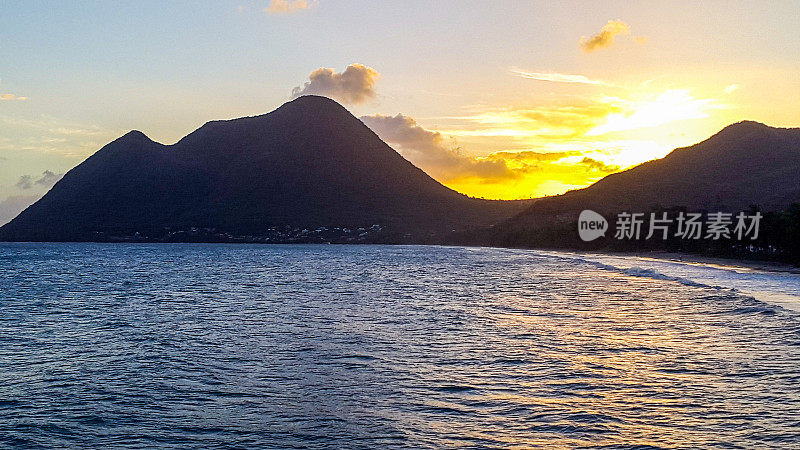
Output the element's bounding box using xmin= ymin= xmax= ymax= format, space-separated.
xmin=578 ymin=210 xmax=608 ymax=241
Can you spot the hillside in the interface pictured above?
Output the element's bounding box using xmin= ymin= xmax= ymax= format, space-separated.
xmin=483 ymin=121 xmax=800 ymax=255
xmin=0 ymin=96 xmax=526 ymax=242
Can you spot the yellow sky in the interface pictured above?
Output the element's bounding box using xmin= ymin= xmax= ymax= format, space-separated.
xmin=404 ymin=66 xmax=796 ymax=200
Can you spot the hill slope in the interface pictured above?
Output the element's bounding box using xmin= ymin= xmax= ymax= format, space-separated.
xmin=0 ymin=96 xmax=525 ymax=242
xmin=488 ymin=121 xmax=800 ymax=250
xmin=503 ymin=121 xmax=800 ymax=231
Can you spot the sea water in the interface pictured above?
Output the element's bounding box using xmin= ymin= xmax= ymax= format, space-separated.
xmin=1 ymin=243 xmax=799 ymax=448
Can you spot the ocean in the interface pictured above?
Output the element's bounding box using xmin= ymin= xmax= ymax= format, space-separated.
xmin=1 ymin=243 xmax=799 ymax=448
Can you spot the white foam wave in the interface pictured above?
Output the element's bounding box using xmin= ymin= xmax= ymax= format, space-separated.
xmin=535 ymin=250 xmax=800 ymax=312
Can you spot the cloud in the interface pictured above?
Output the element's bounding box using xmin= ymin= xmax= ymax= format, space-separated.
xmin=0 ymin=78 xmax=28 ymax=101
xmin=441 ymin=88 xmax=723 ymax=143
xmin=439 ymin=103 xmax=620 ymax=140
xmin=580 ymin=20 xmax=631 ymax=52
xmin=15 ymin=175 xmax=33 ymax=190
xmin=0 ymin=115 xmax=119 ymax=157
xmin=483 ymin=151 xmax=617 ymax=174
xmin=447 ymin=149 xmax=622 ymax=199
xmin=14 ymin=170 xmax=64 ymax=190
xmin=0 ymin=93 xmax=27 ymax=101
xmin=392 ymin=84 xmax=723 ymax=198
xmin=579 ymin=157 xmax=620 ymax=172
xmin=49 ymin=126 xmax=104 ymax=136
xmin=292 ymin=64 xmax=380 ymax=104
xmin=511 ymin=69 xmax=609 ymax=86
xmin=35 ymin=170 xmax=63 ymax=187
xmin=0 ymin=195 xmax=40 ymax=226
xmin=488 ymin=150 xmax=580 ymax=163
xmin=362 ymin=113 xmax=627 ymax=199
xmin=265 ymin=0 xmax=315 ymax=14
xmin=361 ymin=113 xmax=514 ymax=182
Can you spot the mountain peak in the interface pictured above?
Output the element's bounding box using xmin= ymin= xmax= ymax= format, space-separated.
xmin=276 ymin=95 xmax=351 ymax=116
xmin=693 ymin=120 xmax=800 ymax=158
xmin=0 ymin=97 xmax=525 ymax=242
xmin=116 ymin=129 xmax=154 ymax=144
xmin=706 ymin=121 xmax=800 ymax=141
xmin=719 ymin=120 xmax=770 ymax=133
xmin=706 ymin=120 xmax=779 ymax=143
xmin=510 ymin=118 xmax=800 ymax=222
xmin=286 ymin=94 xmax=341 ymax=106
xmin=185 ymin=95 xmax=349 ymax=132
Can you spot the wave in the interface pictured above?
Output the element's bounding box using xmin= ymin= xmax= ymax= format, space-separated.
xmin=536 ymin=250 xmax=800 ymax=313
xmin=593 ymin=262 xmax=725 ymax=290
xmin=544 ymin=253 xmax=725 ymax=290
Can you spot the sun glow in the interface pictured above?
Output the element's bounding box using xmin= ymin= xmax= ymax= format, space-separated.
xmin=588 ymin=89 xmax=722 ymax=136
xmin=421 ymin=86 xmax=733 ymax=200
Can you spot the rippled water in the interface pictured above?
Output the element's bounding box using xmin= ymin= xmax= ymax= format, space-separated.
xmin=1 ymin=243 xmax=800 ymax=448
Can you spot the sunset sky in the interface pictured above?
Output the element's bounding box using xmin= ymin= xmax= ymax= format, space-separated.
xmin=1 ymin=1 xmax=799 ymax=222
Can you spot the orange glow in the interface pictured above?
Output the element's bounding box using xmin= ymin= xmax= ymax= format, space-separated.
xmin=423 ymin=84 xmax=739 ymax=199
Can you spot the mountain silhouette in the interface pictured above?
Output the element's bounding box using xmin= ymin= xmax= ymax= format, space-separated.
xmin=0 ymin=96 xmax=525 ymax=242
xmin=498 ymin=120 xmax=800 ymax=237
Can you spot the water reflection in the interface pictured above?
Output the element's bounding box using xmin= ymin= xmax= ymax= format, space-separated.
xmin=0 ymin=243 xmax=799 ymax=447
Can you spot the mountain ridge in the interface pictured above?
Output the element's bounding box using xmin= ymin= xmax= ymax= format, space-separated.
xmin=2 ymin=97 xmax=798 ymax=245
xmin=0 ymin=96 xmax=527 ymax=242
xmin=485 ymin=120 xmax=800 ymax=249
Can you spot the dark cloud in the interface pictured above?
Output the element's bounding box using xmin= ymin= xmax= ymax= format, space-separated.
xmin=292 ymin=64 xmax=380 ymax=104
xmin=35 ymin=170 xmax=63 ymax=187
xmin=15 ymin=170 xmax=64 ymax=190
xmin=579 ymin=157 xmax=620 ymax=172
xmin=15 ymin=175 xmax=33 ymax=190
xmin=361 ymin=113 xmax=514 ymax=182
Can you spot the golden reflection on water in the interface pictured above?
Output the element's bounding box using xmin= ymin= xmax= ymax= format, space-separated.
xmin=391 ymin=266 xmax=795 ymax=447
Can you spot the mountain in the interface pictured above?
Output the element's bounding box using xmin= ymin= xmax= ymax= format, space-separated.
xmin=491 ymin=121 xmax=800 ymax=246
xmin=0 ymin=96 xmax=526 ymax=242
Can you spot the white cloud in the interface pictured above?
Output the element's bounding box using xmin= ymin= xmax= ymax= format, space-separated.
xmin=511 ymin=69 xmax=609 ymax=86
xmin=0 ymin=115 xmax=119 ymax=156
xmin=292 ymin=64 xmax=380 ymax=104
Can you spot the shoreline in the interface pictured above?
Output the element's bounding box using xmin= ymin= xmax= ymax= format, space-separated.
xmin=2 ymin=240 xmax=799 ymax=275
xmin=591 ymin=250 xmax=800 ymax=275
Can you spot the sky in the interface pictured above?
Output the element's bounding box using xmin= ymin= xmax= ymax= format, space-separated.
xmin=1 ymin=0 xmax=799 ymax=223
